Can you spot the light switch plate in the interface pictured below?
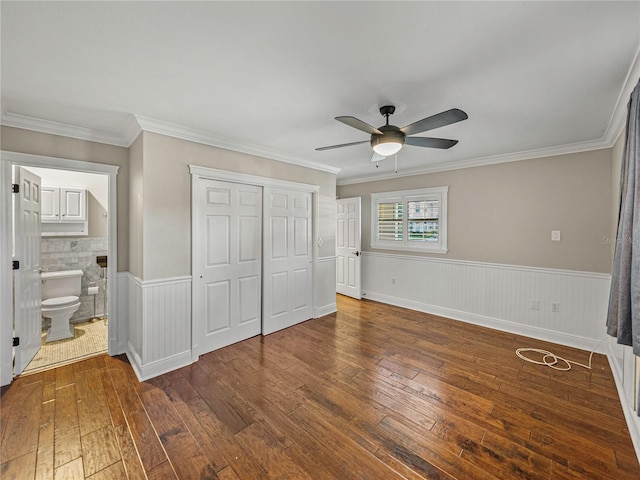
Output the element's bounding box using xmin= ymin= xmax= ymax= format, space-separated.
xmin=551 ymin=230 xmax=561 ymax=241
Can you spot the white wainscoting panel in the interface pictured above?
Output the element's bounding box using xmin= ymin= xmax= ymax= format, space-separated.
xmin=315 ymin=256 xmax=337 ymax=318
xmin=361 ymin=252 xmax=611 ymax=351
xmin=143 ymin=277 xmax=192 ymax=364
xmin=125 ymin=275 xmax=193 ymax=381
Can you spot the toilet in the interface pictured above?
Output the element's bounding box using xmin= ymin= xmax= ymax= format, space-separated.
xmin=41 ymin=269 xmax=84 ymax=342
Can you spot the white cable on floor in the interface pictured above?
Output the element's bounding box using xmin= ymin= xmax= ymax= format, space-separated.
xmin=515 ymin=337 xmax=608 ymax=371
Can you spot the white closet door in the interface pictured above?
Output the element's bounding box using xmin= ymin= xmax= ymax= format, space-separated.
xmin=263 ymin=187 xmax=312 ymax=335
xmin=194 ymin=179 xmax=262 ymax=356
xmin=13 ymin=167 xmax=42 ymax=374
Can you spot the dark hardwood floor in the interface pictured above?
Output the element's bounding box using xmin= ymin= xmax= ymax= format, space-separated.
xmin=2 ymin=295 xmax=639 ymax=479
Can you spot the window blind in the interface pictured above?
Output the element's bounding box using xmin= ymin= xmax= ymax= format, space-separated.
xmin=377 ymin=202 xmax=403 ymax=241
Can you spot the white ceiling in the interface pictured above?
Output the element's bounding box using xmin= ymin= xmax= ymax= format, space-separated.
xmin=2 ymin=1 xmax=639 ymax=183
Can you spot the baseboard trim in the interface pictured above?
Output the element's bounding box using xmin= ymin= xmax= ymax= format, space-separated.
xmin=115 ymin=340 xmax=128 ymax=356
xmin=126 ymin=341 xmax=192 ymax=382
xmin=607 ymin=343 xmax=640 ymax=462
xmin=314 ymin=303 xmax=337 ymax=318
xmin=362 ymin=291 xmax=606 ymax=353
xmin=125 ymin=341 xmax=144 ymax=380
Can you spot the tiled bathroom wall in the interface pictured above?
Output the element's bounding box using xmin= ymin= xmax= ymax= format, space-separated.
xmin=40 ymin=237 xmax=108 ymax=324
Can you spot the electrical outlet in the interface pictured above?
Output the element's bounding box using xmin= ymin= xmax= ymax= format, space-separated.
xmin=530 ymin=299 xmax=540 ymax=310
xmin=551 ymin=302 xmax=560 ymax=313
xmin=391 ymin=278 xmax=396 ymax=285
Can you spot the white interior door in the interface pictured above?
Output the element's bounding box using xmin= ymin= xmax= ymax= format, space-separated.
xmin=194 ymin=179 xmax=262 ymax=356
xmin=13 ymin=167 xmax=42 ymax=374
xmin=263 ymin=187 xmax=313 ymax=335
xmin=336 ymin=197 xmax=361 ymax=299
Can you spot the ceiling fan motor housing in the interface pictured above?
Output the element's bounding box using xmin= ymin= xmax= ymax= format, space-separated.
xmin=371 ymin=125 xmax=406 ymax=151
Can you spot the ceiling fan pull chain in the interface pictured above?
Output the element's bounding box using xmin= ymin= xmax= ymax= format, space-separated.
xmin=395 ymin=154 xmax=398 ymax=173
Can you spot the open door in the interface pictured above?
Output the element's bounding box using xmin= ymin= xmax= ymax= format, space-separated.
xmin=336 ymin=197 xmax=361 ymax=299
xmin=13 ymin=167 xmax=42 ymax=374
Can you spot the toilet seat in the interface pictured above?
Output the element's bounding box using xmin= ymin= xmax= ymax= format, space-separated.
xmin=42 ymin=296 xmax=80 ymax=309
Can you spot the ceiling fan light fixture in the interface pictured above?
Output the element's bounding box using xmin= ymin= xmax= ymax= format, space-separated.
xmin=371 ymin=127 xmax=405 ymax=156
xmin=372 ymin=140 xmax=403 ymax=156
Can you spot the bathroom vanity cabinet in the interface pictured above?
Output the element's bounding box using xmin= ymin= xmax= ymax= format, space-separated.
xmin=41 ymin=186 xmax=88 ymax=236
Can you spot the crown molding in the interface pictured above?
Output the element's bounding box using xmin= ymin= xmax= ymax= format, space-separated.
xmin=0 ymin=109 xmax=340 ymax=174
xmin=122 ymin=114 xmax=142 ymax=146
xmin=337 ymin=137 xmax=612 ymax=186
xmin=0 ymin=111 xmax=134 ymax=147
xmin=0 ymin=106 xmax=624 ymax=185
xmin=134 ymin=115 xmax=341 ymax=175
xmin=604 ymin=44 xmax=640 ymax=146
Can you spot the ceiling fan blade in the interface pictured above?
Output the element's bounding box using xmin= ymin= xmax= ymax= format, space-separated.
xmin=336 ymin=116 xmax=383 ymax=135
xmin=400 ymin=108 xmax=468 ymax=136
xmin=405 ymin=137 xmax=459 ymax=149
xmin=371 ymin=152 xmax=386 ymax=162
xmin=315 ymin=140 xmax=369 ymax=151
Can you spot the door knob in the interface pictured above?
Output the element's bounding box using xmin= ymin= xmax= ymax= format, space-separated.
xmin=352 ymin=251 xmax=360 ymax=256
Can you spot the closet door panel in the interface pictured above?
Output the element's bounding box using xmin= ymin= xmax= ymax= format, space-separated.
xmin=195 ymin=180 xmax=262 ymax=355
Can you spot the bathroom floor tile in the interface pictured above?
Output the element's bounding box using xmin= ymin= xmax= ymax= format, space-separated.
xmin=22 ymin=319 xmax=108 ymax=374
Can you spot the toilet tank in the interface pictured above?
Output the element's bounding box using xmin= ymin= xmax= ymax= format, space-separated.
xmin=41 ymin=270 xmax=84 ymax=299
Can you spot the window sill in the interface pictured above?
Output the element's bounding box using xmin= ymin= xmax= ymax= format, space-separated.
xmin=370 ymin=243 xmax=448 ymax=255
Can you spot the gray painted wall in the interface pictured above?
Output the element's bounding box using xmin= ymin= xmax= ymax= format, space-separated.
xmin=338 ymin=148 xmax=612 ymax=273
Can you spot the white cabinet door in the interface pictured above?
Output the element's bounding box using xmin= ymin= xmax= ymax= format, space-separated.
xmin=336 ymin=197 xmax=361 ymax=299
xmin=40 ymin=186 xmax=59 ymax=222
xmin=41 ymin=186 xmax=86 ymax=222
xmin=263 ymin=187 xmax=313 ymax=335
xmin=60 ymin=188 xmax=86 ymax=221
xmin=194 ymin=179 xmax=262 ymax=356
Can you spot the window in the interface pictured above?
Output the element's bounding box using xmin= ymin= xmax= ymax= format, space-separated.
xmin=371 ymin=186 xmax=448 ymax=253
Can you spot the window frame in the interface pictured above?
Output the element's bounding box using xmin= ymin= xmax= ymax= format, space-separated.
xmin=371 ymin=186 xmax=448 ymax=254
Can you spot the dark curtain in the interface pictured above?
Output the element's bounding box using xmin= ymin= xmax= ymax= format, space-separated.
xmin=607 ymin=79 xmax=640 ymax=415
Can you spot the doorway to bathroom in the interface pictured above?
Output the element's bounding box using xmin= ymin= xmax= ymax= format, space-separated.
xmin=21 ymin=166 xmax=110 ymax=374
xmin=0 ymin=151 xmax=119 ymax=384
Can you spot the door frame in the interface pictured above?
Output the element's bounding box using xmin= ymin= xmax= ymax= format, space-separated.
xmin=189 ymin=165 xmax=319 ymax=362
xmin=0 ymin=151 xmax=119 ymax=386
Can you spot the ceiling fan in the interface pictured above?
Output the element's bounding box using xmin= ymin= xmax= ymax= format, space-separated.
xmin=316 ymin=105 xmax=468 ymax=164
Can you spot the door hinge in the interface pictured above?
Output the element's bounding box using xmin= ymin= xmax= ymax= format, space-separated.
xmin=13 ymin=337 xmax=19 ymax=347
xmin=12 ymin=183 xmax=19 ymax=193
xmin=12 ymin=260 xmax=19 ymax=270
